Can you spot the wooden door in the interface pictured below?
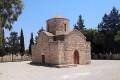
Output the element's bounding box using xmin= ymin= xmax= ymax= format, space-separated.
xmin=74 ymin=50 xmax=79 ymax=64
xmin=42 ymin=55 xmax=45 ymax=63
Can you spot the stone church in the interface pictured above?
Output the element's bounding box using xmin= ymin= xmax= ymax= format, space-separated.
xmin=32 ymin=16 xmax=91 ymax=65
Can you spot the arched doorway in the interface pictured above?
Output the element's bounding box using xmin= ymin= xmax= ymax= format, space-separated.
xmin=74 ymin=50 xmax=79 ymax=64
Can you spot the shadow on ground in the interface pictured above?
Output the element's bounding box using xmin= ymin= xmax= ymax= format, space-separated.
xmin=28 ymin=62 xmax=56 ymax=68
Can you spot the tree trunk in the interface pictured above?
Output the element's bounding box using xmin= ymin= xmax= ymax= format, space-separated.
xmin=21 ymin=55 xmax=23 ymax=61
xmin=12 ymin=54 xmax=14 ymax=62
xmin=1 ymin=56 xmax=3 ymax=62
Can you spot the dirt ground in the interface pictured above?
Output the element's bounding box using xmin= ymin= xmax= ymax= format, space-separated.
xmin=0 ymin=60 xmax=120 ymax=80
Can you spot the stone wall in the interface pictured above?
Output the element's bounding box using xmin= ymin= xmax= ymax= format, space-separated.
xmin=92 ymin=54 xmax=120 ymax=60
xmin=58 ymin=30 xmax=91 ymax=65
xmin=58 ymin=41 xmax=66 ymax=64
xmin=32 ymin=32 xmax=49 ymax=63
xmin=0 ymin=55 xmax=31 ymax=62
xmin=46 ymin=42 xmax=59 ymax=64
xmin=32 ymin=32 xmax=60 ymax=64
xmin=65 ymin=30 xmax=91 ymax=64
xmin=86 ymin=42 xmax=91 ymax=64
xmin=46 ymin=18 xmax=69 ymax=35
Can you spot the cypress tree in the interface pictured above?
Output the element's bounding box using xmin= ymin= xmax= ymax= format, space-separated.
xmin=29 ymin=33 xmax=34 ymax=55
xmin=20 ymin=29 xmax=25 ymax=56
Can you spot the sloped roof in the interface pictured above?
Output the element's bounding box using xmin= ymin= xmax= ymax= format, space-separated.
xmin=43 ymin=31 xmax=54 ymax=36
xmin=65 ymin=29 xmax=86 ymax=39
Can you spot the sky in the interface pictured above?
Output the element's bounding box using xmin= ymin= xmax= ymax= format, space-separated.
xmin=5 ymin=0 xmax=120 ymax=49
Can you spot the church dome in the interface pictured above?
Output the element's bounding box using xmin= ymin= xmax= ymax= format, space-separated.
xmin=52 ymin=15 xmax=64 ymax=18
xmin=46 ymin=15 xmax=70 ymax=35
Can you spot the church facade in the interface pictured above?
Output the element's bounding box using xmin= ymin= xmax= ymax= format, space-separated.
xmin=32 ymin=16 xmax=91 ymax=65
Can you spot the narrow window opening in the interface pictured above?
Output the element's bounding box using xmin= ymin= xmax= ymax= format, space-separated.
xmin=47 ymin=24 xmax=49 ymax=32
xmin=64 ymin=23 xmax=66 ymax=31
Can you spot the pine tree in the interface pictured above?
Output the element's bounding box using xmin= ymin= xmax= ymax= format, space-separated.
xmin=20 ymin=29 xmax=25 ymax=56
xmin=98 ymin=7 xmax=120 ymax=33
xmin=29 ymin=33 xmax=34 ymax=55
xmin=98 ymin=7 xmax=120 ymax=54
xmin=6 ymin=32 xmax=20 ymax=61
xmin=74 ymin=15 xmax=85 ymax=30
xmin=37 ymin=27 xmax=45 ymax=34
xmin=73 ymin=24 xmax=78 ymax=30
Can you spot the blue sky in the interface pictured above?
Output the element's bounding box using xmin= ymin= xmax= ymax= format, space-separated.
xmin=5 ymin=0 xmax=120 ymax=49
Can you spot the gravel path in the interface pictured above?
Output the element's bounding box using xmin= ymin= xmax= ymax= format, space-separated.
xmin=0 ymin=60 xmax=120 ymax=80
